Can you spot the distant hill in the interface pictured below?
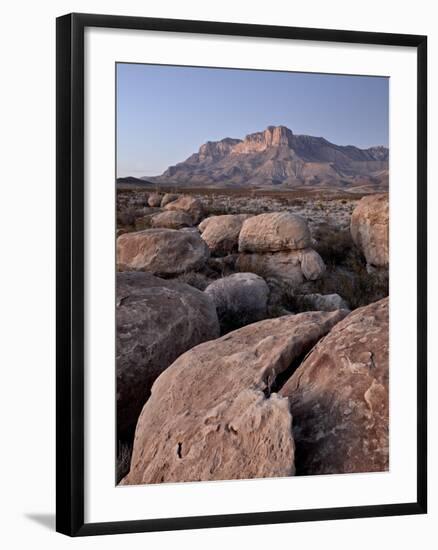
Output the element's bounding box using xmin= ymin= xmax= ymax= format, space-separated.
xmin=116 ymin=176 xmax=154 ymax=189
xmin=144 ymin=125 xmax=388 ymax=192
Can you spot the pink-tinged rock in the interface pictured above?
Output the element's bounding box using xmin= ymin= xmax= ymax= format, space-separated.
xmin=122 ymin=309 xmax=347 ymax=485
xmin=280 ymin=297 xmax=389 ymax=475
xmin=239 ymin=212 xmax=311 ymax=253
xmin=164 ymin=195 xmax=205 ymax=224
xmin=200 ymin=214 xmax=251 ymax=254
xmin=147 ymin=192 xmax=163 ymax=207
xmin=117 ymin=228 xmax=209 ymax=275
xmin=300 ymin=248 xmax=326 ymax=280
xmin=160 ymin=193 xmax=180 ymax=207
xmin=351 ymin=193 xmax=389 ymax=267
xmin=236 ymin=248 xmax=325 ymax=285
xmin=237 ymin=250 xmax=304 ymax=285
xmin=150 ymin=210 xmax=193 ymax=229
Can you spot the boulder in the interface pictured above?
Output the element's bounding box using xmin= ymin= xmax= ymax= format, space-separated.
xmin=164 ymin=195 xmax=204 ymax=224
xmin=134 ymin=207 xmax=162 ymax=231
xmin=198 ymin=216 xmax=213 ymax=233
xmin=280 ymin=297 xmax=389 ymax=475
xmin=147 ymin=192 xmax=163 ymax=207
xmin=205 ymin=272 xmax=269 ymax=330
xmin=117 ymin=272 xmax=220 ymax=438
xmin=294 ymin=293 xmax=349 ymax=312
xmin=117 ymin=228 xmax=210 ymax=275
xmin=239 ymin=212 xmax=311 ymax=253
xmin=237 ymin=251 xmax=303 ymax=285
xmin=200 ymin=214 xmax=251 ymax=255
xmin=161 ymin=193 xmax=180 ymax=207
xmin=300 ymin=249 xmax=326 ymax=280
xmin=350 ymin=193 xmax=389 ymax=267
xmin=150 ymin=210 xmax=193 ymax=229
xmin=236 ymin=248 xmax=325 ymax=285
xmin=122 ymin=309 xmax=347 ymax=485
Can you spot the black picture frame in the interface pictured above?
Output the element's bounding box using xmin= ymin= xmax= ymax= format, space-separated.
xmin=56 ymin=12 xmax=427 ymax=537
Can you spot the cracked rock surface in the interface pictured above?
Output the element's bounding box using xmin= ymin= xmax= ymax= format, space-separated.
xmin=280 ymin=297 xmax=389 ymax=475
xmin=122 ymin=309 xmax=347 ymax=485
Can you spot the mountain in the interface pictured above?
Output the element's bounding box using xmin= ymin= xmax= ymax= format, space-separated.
xmin=116 ymin=176 xmax=155 ymax=189
xmin=147 ymin=125 xmax=388 ymax=191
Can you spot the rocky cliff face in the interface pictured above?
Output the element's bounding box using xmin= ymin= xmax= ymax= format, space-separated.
xmin=148 ymin=125 xmax=388 ymax=190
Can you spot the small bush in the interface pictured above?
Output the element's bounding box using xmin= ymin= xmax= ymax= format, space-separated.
xmin=117 ymin=207 xmax=136 ymax=228
xmin=310 ymin=265 xmax=388 ymax=310
xmin=206 ymin=255 xmax=237 ymax=278
xmin=116 ymin=441 xmax=132 ymax=484
xmin=174 ymin=271 xmax=213 ymax=291
xmin=313 ymin=224 xmax=355 ymax=266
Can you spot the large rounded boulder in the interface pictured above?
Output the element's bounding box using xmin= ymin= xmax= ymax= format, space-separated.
xmin=350 ymin=193 xmax=389 ymax=268
xmin=239 ymin=212 xmax=311 ymax=253
xmin=147 ymin=192 xmax=163 ymax=207
xmin=164 ymin=195 xmax=204 ymax=224
xmin=280 ymin=297 xmax=389 ymax=475
xmin=134 ymin=207 xmax=162 ymax=231
xmin=117 ymin=228 xmax=210 ymax=275
xmin=122 ymin=309 xmax=347 ymax=485
xmin=161 ymin=193 xmax=180 ymax=207
xmin=200 ymin=214 xmax=251 ymax=255
xmin=204 ymin=272 xmax=269 ymax=330
xmin=150 ymin=210 xmax=193 ymax=229
xmin=117 ymin=272 xmax=219 ymax=438
xmin=237 ymin=248 xmax=325 ymax=285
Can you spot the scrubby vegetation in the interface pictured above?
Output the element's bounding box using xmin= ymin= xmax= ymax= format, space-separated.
xmin=312 ymin=223 xmax=388 ymax=308
xmin=117 ymin=441 xmax=132 ymax=484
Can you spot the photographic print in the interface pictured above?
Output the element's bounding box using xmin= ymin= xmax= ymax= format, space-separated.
xmin=115 ymin=63 xmax=390 ymax=486
xmin=56 ymin=14 xmax=426 ymax=535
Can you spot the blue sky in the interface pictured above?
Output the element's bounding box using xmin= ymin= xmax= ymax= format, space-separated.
xmin=116 ymin=63 xmax=388 ymax=178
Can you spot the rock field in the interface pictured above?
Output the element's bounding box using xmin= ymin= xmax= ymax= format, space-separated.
xmin=116 ymin=188 xmax=389 ymax=484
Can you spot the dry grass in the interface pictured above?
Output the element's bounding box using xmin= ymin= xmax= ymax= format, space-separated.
xmin=310 ymin=223 xmax=388 ymax=309
xmin=310 ymin=266 xmax=388 ymax=310
xmin=116 ymin=441 xmax=133 ymax=484
xmin=174 ymin=271 xmax=213 ymax=291
xmin=117 ymin=207 xmax=136 ymax=228
xmin=313 ymin=223 xmax=355 ymax=266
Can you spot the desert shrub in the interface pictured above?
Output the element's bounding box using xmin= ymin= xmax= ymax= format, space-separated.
xmin=313 ymin=224 xmax=356 ymax=266
xmin=287 ymin=198 xmax=306 ymax=207
xmin=206 ymin=255 xmax=237 ymax=278
xmin=134 ymin=214 xmax=155 ymax=231
xmin=262 ymin=277 xmax=296 ymax=316
xmin=288 ymin=221 xmax=389 ymax=309
xmin=310 ymin=265 xmax=388 ymax=310
xmin=215 ymin=310 xmax=256 ymax=335
xmin=174 ymin=271 xmax=213 ymax=291
xmin=117 ymin=207 xmax=136 ymax=228
xmin=116 ymin=441 xmax=132 ymax=484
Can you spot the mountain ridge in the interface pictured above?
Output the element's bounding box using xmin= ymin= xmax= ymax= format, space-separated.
xmin=142 ymin=125 xmax=388 ymax=191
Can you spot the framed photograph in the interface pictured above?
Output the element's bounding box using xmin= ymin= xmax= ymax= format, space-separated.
xmin=56 ymin=13 xmax=427 ymax=536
